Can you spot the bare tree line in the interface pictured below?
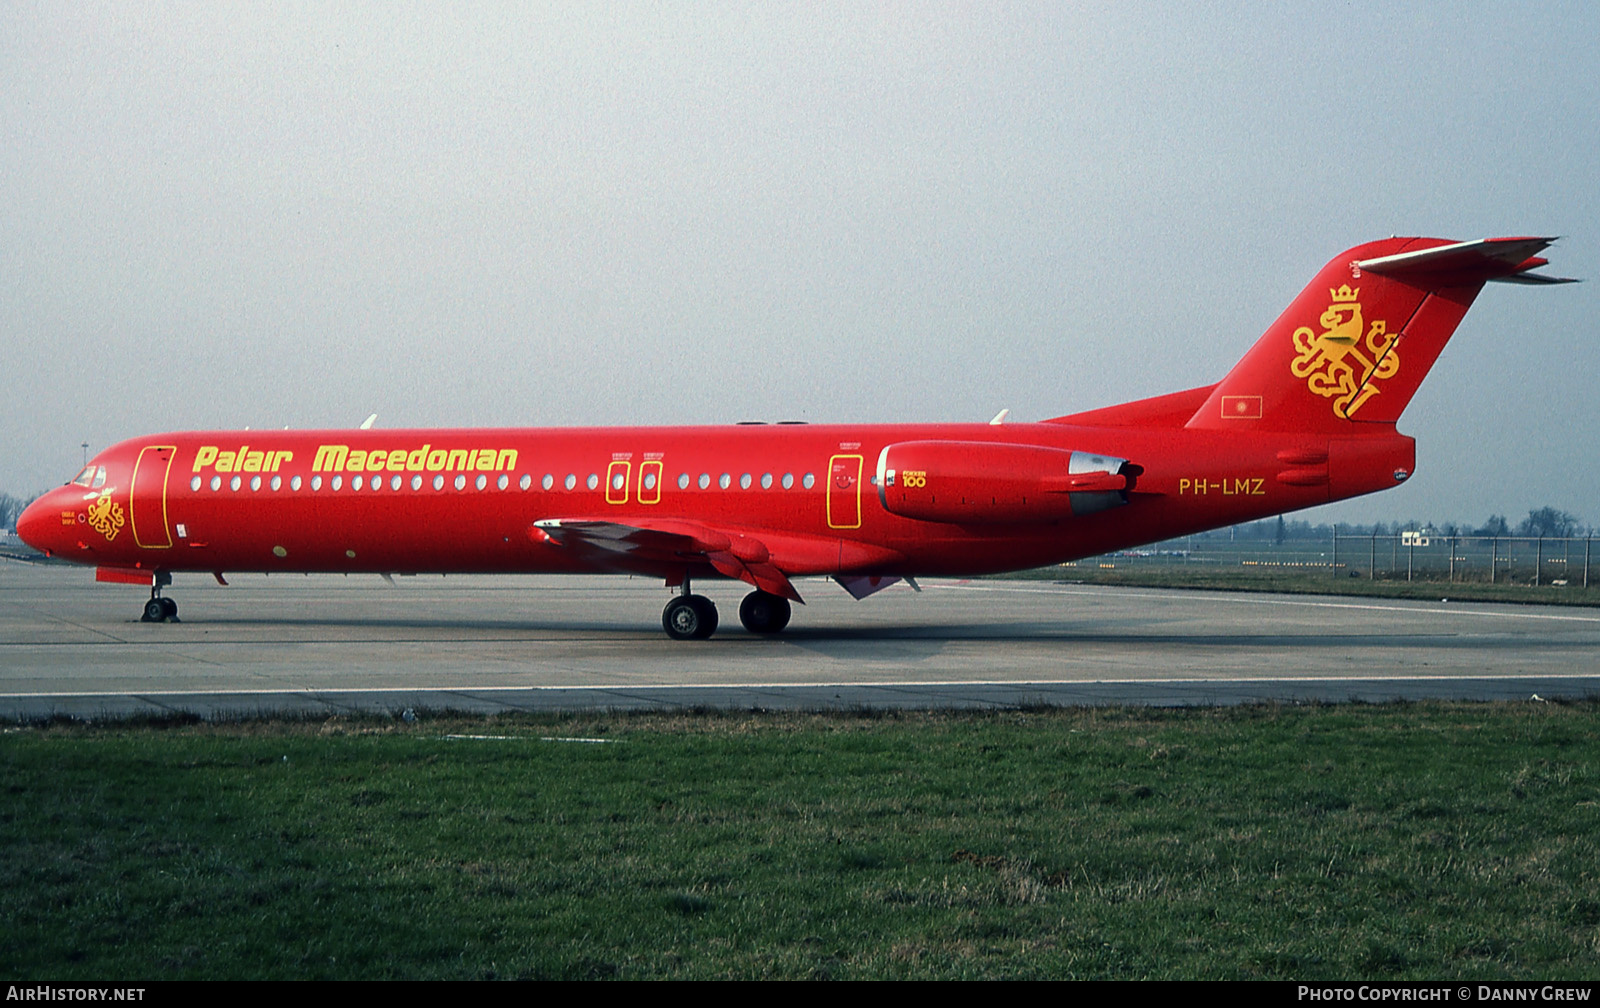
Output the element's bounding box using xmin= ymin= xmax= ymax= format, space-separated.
xmin=0 ymin=491 xmax=45 ymax=533
xmin=1218 ymin=507 xmax=1590 ymax=543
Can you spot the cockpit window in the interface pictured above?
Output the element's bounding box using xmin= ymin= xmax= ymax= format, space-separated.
xmin=71 ymin=465 xmax=107 ymax=488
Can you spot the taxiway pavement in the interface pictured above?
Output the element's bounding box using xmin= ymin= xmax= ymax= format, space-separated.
xmin=2 ymin=562 xmax=1596 ymax=719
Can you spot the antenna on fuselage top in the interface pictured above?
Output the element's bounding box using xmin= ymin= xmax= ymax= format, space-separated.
xmin=360 ymin=413 xmax=378 ymax=430
xmin=989 ymin=409 xmax=1010 ymax=425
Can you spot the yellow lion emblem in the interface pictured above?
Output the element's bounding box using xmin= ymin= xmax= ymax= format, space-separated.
xmin=86 ymin=489 xmax=125 ymax=542
xmin=1289 ymin=285 xmax=1400 ymax=418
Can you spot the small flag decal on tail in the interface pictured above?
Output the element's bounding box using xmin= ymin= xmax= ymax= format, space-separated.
xmin=1220 ymin=395 xmax=1262 ymax=419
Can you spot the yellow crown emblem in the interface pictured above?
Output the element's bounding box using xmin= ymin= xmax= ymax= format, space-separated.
xmin=1291 ymin=287 xmax=1399 ymax=419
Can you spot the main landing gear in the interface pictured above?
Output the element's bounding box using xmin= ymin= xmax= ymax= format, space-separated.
xmin=140 ymin=572 xmax=178 ymax=623
xmin=662 ymin=583 xmax=718 ymax=640
xmin=738 ymin=590 xmax=791 ymax=635
xmin=661 ymin=581 xmax=794 ymax=640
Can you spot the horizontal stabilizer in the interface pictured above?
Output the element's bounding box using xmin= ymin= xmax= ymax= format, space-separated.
xmin=1493 ymin=269 xmax=1581 ymax=285
xmin=1355 ymin=237 xmax=1577 ymax=285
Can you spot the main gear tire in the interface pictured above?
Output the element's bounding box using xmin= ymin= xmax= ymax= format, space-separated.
xmin=663 ymin=594 xmax=718 ymax=640
xmin=738 ymin=591 xmax=791 ymax=634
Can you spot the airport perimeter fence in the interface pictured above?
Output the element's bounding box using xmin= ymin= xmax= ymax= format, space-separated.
xmin=1076 ymin=532 xmax=1595 ymax=587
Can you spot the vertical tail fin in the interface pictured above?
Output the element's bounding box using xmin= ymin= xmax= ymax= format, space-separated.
xmin=1186 ymin=237 xmax=1571 ymax=433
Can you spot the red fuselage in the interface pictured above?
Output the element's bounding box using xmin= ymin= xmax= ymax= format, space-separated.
xmin=18 ymin=236 xmax=1563 ymax=637
xmin=19 ymin=419 xmax=1411 ymax=582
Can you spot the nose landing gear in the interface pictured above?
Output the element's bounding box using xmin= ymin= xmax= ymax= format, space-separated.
xmin=140 ymin=572 xmax=178 ymax=622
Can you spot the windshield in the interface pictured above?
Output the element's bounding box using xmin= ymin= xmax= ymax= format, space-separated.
xmin=69 ymin=465 xmax=106 ymax=489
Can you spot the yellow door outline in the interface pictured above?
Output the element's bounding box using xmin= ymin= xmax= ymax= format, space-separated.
xmin=131 ymin=445 xmax=175 ymax=549
xmin=826 ymin=454 xmax=863 ymax=529
xmin=605 ymin=460 xmax=631 ymax=505
xmin=638 ymin=459 xmax=663 ymax=505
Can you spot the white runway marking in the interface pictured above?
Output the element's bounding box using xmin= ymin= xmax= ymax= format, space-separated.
xmin=5 ymin=672 xmax=1599 ymax=700
xmin=439 ymin=734 xmax=618 ymax=743
xmin=927 ymin=581 xmax=1600 ymax=623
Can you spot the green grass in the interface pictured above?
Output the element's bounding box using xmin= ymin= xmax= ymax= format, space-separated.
xmin=3 ymin=705 xmax=1599 ymax=980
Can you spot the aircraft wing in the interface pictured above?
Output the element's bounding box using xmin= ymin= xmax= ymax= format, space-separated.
xmin=531 ymin=517 xmax=808 ymax=601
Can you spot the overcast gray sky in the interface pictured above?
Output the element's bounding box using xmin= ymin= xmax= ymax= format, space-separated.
xmin=3 ymin=2 xmax=1595 ymax=528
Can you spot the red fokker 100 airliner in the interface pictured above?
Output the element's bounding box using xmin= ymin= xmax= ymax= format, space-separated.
xmin=18 ymin=237 xmax=1573 ymax=639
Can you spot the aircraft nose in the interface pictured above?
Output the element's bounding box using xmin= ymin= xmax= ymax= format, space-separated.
xmin=15 ymin=494 xmax=60 ymax=556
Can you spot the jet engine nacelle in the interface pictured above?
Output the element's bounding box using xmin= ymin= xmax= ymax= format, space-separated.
xmin=876 ymin=440 xmax=1132 ymax=524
